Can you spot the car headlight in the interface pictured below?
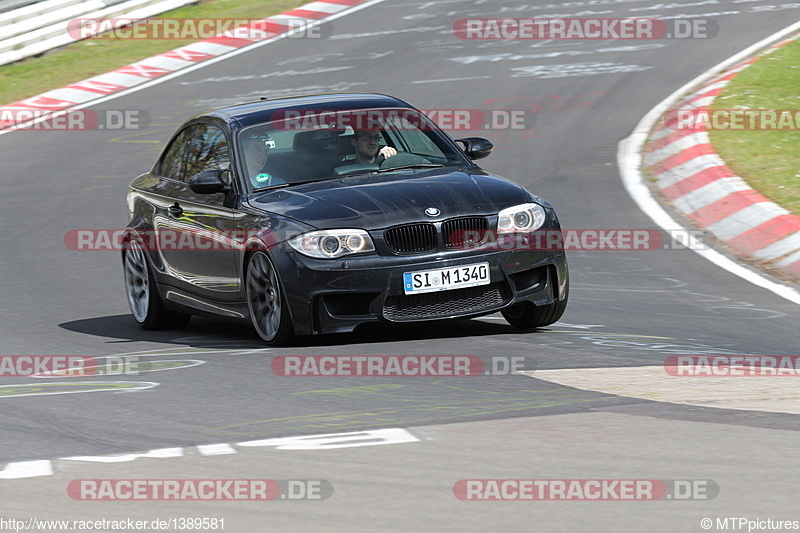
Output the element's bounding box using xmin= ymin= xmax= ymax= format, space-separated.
xmin=497 ymin=203 xmax=546 ymax=234
xmin=288 ymin=229 xmax=376 ymax=259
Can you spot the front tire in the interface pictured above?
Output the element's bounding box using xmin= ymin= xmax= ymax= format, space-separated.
xmin=502 ymin=279 xmax=569 ymax=329
xmin=246 ymin=251 xmax=294 ymax=345
xmin=123 ymin=238 xmax=190 ymax=330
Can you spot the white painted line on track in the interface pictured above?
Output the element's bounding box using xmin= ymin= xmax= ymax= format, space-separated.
xmin=0 ymin=428 xmax=419 ymax=479
xmin=0 ymin=381 xmax=159 ymax=399
xmin=411 ymin=76 xmax=492 ymax=84
xmin=618 ymin=20 xmax=800 ymax=307
xmin=0 ymin=460 xmax=53 ymax=479
xmin=196 ymin=443 xmax=237 ymax=455
xmin=236 ymin=428 xmax=419 ymax=450
xmin=62 ymin=447 xmax=184 ymax=463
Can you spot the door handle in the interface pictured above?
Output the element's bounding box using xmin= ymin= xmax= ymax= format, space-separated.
xmin=168 ymin=202 xmax=183 ymax=217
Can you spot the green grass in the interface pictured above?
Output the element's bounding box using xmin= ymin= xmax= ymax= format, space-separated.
xmin=709 ymin=38 xmax=800 ymax=216
xmin=0 ymin=0 xmax=307 ymax=105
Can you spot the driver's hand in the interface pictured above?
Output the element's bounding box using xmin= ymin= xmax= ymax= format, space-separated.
xmin=379 ymin=146 xmax=397 ymax=159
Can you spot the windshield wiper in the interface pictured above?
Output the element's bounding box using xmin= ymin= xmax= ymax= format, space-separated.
xmin=377 ymin=164 xmax=445 ymax=173
xmin=253 ymin=179 xmax=328 ymax=191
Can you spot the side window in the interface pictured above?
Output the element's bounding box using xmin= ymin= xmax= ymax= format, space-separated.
xmin=159 ymin=126 xmax=196 ymax=181
xmin=183 ymin=124 xmax=230 ymax=182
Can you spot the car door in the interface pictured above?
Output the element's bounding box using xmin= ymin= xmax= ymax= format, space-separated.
xmin=153 ymin=121 xmax=240 ymax=302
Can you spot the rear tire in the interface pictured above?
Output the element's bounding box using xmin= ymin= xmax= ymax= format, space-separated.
xmin=123 ymin=238 xmax=190 ymax=330
xmin=502 ymin=279 xmax=569 ymax=329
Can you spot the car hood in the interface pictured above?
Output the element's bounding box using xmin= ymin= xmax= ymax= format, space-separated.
xmin=248 ymin=168 xmax=531 ymax=229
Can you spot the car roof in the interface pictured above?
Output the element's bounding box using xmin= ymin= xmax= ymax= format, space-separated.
xmin=207 ymin=93 xmax=414 ymax=129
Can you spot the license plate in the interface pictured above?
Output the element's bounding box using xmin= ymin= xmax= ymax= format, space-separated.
xmin=403 ymin=262 xmax=490 ymax=295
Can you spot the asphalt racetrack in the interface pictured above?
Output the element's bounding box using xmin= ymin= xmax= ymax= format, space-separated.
xmin=1 ymin=1 xmax=800 ymax=531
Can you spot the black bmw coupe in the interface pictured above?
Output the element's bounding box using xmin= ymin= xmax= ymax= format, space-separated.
xmin=122 ymin=93 xmax=568 ymax=344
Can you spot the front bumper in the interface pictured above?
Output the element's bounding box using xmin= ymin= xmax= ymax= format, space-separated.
xmin=271 ymin=242 xmax=568 ymax=336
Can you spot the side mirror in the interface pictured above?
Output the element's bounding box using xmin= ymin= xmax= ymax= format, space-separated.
xmin=455 ymin=137 xmax=493 ymax=160
xmin=188 ymin=170 xmax=231 ymax=194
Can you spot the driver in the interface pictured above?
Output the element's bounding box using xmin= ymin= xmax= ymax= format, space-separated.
xmin=349 ymin=130 xmax=397 ymax=165
xmin=242 ymin=132 xmax=285 ymax=187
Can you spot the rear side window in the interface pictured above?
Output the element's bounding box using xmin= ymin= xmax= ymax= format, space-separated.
xmin=159 ymin=125 xmax=196 ymax=181
xmin=183 ymin=124 xmax=230 ymax=181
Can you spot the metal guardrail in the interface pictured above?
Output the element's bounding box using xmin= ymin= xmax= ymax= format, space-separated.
xmin=0 ymin=0 xmax=197 ymax=66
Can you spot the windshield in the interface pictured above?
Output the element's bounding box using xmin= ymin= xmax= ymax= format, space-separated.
xmin=238 ymin=107 xmax=470 ymax=191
